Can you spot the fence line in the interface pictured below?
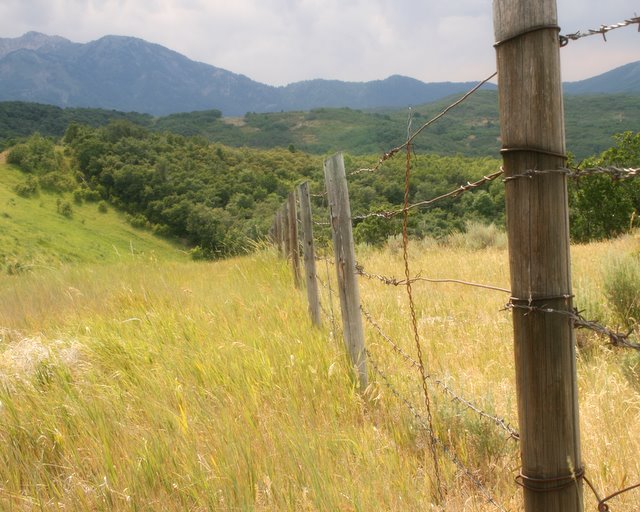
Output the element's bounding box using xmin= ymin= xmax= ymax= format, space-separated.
xmin=269 ymin=12 xmax=640 ymax=509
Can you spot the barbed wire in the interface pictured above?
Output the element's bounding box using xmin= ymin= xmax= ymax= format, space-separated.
xmin=401 ymin=141 xmax=444 ymax=499
xmin=351 ymin=72 xmax=497 ymax=176
xmin=365 ymin=348 xmax=510 ymax=512
xmin=503 ymin=166 xmax=640 ymax=183
xmin=355 ymin=263 xmax=511 ymax=294
xmin=352 ymin=169 xmax=504 ymax=221
xmin=504 ymin=301 xmax=640 ymax=351
xmin=560 ymin=16 xmax=640 ymax=46
xmin=361 ymin=306 xmax=520 ymax=441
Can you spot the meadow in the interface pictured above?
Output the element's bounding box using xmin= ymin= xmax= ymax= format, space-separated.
xmin=0 ymin=232 xmax=639 ymax=510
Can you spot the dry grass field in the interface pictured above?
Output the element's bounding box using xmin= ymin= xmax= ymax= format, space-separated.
xmin=0 ymin=235 xmax=638 ymax=510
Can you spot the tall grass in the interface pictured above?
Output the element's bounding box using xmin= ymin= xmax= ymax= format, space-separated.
xmin=0 ymin=237 xmax=639 ymax=510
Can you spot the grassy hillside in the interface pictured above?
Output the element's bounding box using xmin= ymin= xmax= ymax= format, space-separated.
xmin=0 ymin=157 xmax=187 ymax=272
xmin=0 ymin=236 xmax=638 ymax=510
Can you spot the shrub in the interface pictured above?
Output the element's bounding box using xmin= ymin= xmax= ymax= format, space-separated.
xmin=14 ymin=176 xmax=39 ymax=198
xmin=6 ymin=133 xmax=59 ymax=174
xmin=97 ymin=201 xmax=108 ymax=213
xmin=603 ymin=252 xmax=640 ymax=328
xmin=38 ymin=171 xmax=76 ymax=192
xmin=56 ymin=199 xmax=73 ymax=218
xmin=446 ymin=221 xmax=507 ymax=250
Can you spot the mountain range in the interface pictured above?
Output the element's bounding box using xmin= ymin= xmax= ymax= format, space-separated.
xmin=0 ymin=31 xmax=639 ymax=116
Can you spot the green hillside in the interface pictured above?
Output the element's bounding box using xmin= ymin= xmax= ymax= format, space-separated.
xmin=0 ymin=155 xmax=187 ymax=273
xmin=2 ymin=93 xmax=638 ymax=159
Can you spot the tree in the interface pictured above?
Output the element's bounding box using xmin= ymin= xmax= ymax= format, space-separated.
xmin=569 ymin=131 xmax=640 ymax=241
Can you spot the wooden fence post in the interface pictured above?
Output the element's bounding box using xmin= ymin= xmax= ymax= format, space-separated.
xmin=277 ymin=206 xmax=286 ymax=258
xmin=288 ymin=191 xmax=302 ymax=288
xmin=297 ymin=181 xmax=322 ymax=326
xmin=283 ymin=200 xmax=291 ymax=262
xmin=324 ymin=153 xmax=367 ymax=389
xmin=494 ymin=1 xmax=583 ymax=511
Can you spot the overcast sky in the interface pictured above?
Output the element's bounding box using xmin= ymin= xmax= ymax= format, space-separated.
xmin=0 ymin=0 xmax=637 ymax=86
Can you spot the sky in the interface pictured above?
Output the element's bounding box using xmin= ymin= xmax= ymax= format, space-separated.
xmin=0 ymin=0 xmax=637 ymax=86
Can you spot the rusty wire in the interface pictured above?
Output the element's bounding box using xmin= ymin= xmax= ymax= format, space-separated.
xmin=361 ymin=305 xmax=520 ymax=440
xmin=401 ymin=140 xmax=444 ymax=499
xmin=584 ymin=474 xmax=640 ymax=512
xmin=351 ymin=72 xmax=497 ymax=176
xmin=504 ymin=302 xmax=640 ymax=351
xmin=560 ymin=16 xmax=640 ymax=45
xmin=365 ymin=348 xmax=510 ymax=512
xmin=352 ymin=169 xmax=504 ymax=221
xmin=356 ymin=263 xmax=511 ymax=294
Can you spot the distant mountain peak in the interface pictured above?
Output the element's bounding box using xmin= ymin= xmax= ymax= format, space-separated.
xmin=0 ymin=31 xmax=72 ymax=60
xmin=0 ymin=32 xmax=637 ymax=116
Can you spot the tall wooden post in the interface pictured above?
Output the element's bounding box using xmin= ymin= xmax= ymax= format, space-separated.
xmin=297 ymin=181 xmax=322 ymax=326
xmin=324 ymin=153 xmax=367 ymax=389
xmin=277 ymin=206 xmax=286 ymax=258
xmin=493 ymin=1 xmax=583 ymax=511
xmin=288 ymin=191 xmax=302 ymax=289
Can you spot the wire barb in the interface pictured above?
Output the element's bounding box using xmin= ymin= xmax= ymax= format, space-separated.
xmin=560 ymin=16 xmax=640 ymax=46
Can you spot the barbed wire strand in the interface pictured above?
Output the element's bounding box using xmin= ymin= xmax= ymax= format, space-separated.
xmin=503 ymin=166 xmax=640 ymax=182
xmin=365 ymin=348 xmax=510 ymax=512
xmin=353 ymin=169 xmax=504 ymax=220
xmin=356 ymin=263 xmax=511 ymax=294
xmin=402 ymin=137 xmax=444 ymax=500
xmin=560 ymin=16 xmax=640 ymax=45
xmin=351 ymin=71 xmax=497 ymax=175
xmin=361 ymin=305 xmax=520 ymax=440
xmin=504 ymin=302 xmax=640 ymax=351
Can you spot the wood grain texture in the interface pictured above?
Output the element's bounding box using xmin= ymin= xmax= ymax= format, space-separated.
xmin=287 ymin=191 xmax=302 ymax=289
xmin=297 ymin=181 xmax=322 ymax=327
xmin=324 ymin=153 xmax=367 ymax=389
xmin=494 ymin=0 xmax=583 ymax=510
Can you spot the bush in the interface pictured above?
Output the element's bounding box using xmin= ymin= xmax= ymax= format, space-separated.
xmin=603 ymin=252 xmax=640 ymax=328
xmin=97 ymin=200 xmax=108 ymax=213
xmin=6 ymin=133 xmax=59 ymax=174
xmin=56 ymin=199 xmax=73 ymax=218
xmin=14 ymin=175 xmax=39 ymax=198
xmin=38 ymin=171 xmax=76 ymax=192
xmin=446 ymin=221 xmax=507 ymax=250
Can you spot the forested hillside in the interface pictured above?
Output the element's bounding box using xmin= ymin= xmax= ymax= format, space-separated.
xmin=1 ymin=92 xmax=638 ymax=159
xmin=3 ymin=121 xmax=639 ymax=263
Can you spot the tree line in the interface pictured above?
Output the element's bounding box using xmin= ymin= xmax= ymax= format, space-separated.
xmin=4 ymin=120 xmax=639 ymax=258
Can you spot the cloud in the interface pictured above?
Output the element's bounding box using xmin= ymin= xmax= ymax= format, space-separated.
xmin=0 ymin=0 xmax=636 ymax=85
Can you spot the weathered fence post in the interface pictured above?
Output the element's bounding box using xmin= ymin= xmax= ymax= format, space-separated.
xmin=287 ymin=191 xmax=302 ymax=288
xmin=297 ymin=181 xmax=322 ymax=326
xmin=324 ymin=153 xmax=367 ymax=389
xmin=493 ymin=1 xmax=583 ymax=511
